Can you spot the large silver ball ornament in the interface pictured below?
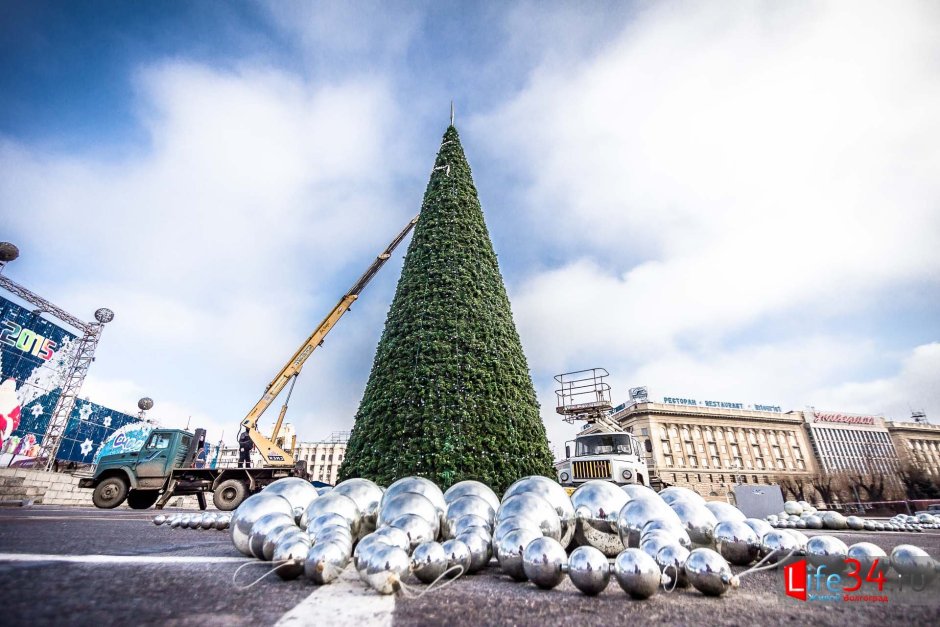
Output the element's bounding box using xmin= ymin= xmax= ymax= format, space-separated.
xmin=361 ymin=544 xmax=410 ymax=594
xmin=522 ymin=537 xmax=568 ymax=589
xmin=613 ymin=548 xmax=662 ymax=599
xmin=641 ymin=519 xmax=691 ymax=548
xmin=783 ymin=501 xmax=803 ymax=516
xmin=782 ymin=529 xmax=809 ymax=553
xmin=304 ymin=540 xmax=350 ymax=585
xmin=744 ymin=517 xmax=774 ymax=539
xmin=656 ymin=544 xmax=691 ymax=588
xmin=496 ymin=528 xmax=541 ymax=581
xmin=685 ymin=548 xmax=737 ymax=596
xmin=371 ymin=525 xmax=412 ymax=552
xmin=264 ymin=477 xmax=319 ymax=523
xmin=639 ymin=531 xmax=678 ymax=562
xmin=441 ymin=539 xmax=472 ymax=578
xmin=444 ymin=495 xmax=496 ymax=538
xmin=381 ymin=477 xmax=446 ymax=520
xmin=496 ymin=493 xmax=561 ymax=541
xmin=567 ymin=546 xmax=611 ymax=595
xmin=263 ymin=526 xmax=305 ymax=562
xmin=804 ymin=514 xmax=823 ymax=530
xmin=704 ymin=501 xmax=747 ymax=524
xmin=759 ymin=530 xmax=799 ymax=564
xmin=333 ymin=478 xmax=384 ymax=536
xmin=622 ymin=484 xmax=659 ymax=500
xmin=390 ymin=514 xmax=437 ymax=552
xmin=271 ymin=533 xmax=312 ymax=580
xmin=153 ymin=514 xmax=167 ymax=526
xmin=452 ymin=514 xmax=492 ymax=538
xmin=821 ymin=511 xmax=847 ymax=530
xmin=444 ymin=479 xmax=500 ymax=512
xmin=890 ymin=544 xmax=935 ymax=580
xmin=411 ymin=541 xmax=449 ymax=583
xmin=847 ymin=542 xmax=888 ymax=577
xmin=311 ymin=524 xmax=353 ymax=553
xmin=456 ymin=529 xmax=492 ymax=574
xmin=617 ymin=498 xmax=681 ymax=548
xmin=502 ymin=476 xmax=577 ymax=548
xmin=378 ymin=492 xmax=440 ymax=537
xmin=231 ymin=493 xmax=294 ymax=556
xmin=659 ymin=486 xmax=706 ymax=507
xmin=714 ymin=520 xmax=760 ymax=566
xmin=249 ymin=512 xmax=296 ymax=558
xmin=300 ymin=493 xmax=361 ymax=538
xmin=670 ymin=501 xmax=718 ymax=546
xmin=306 ymin=512 xmax=350 ymax=535
xmin=806 ymin=535 xmax=849 ymax=572
xmin=571 ymin=481 xmax=630 ymax=556
xmin=845 ymin=516 xmax=865 ymax=531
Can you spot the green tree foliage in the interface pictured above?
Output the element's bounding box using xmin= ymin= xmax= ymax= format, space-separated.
xmin=339 ymin=125 xmax=555 ymax=492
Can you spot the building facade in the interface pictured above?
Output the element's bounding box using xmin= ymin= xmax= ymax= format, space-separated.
xmin=886 ymin=420 xmax=940 ymax=476
xmin=802 ymin=410 xmax=898 ymax=476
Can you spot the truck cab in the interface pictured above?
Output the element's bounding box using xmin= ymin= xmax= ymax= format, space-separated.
xmin=557 ymin=431 xmax=651 ymax=487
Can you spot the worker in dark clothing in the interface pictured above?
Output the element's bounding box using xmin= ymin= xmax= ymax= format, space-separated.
xmin=238 ymin=428 xmax=253 ymax=468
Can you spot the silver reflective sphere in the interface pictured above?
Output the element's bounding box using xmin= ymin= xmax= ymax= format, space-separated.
xmin=496 ymin=528 xmax=541 ymax=581
xmin=821 ymin=511 xmax=847 ymax=530
xmin=782 ymin=529 xmax=809 ymax=553
xmin=444 ymin=495 xmax=496 ymax=538
xmin=333 ymin=478 xmax=384 ymax=536
xmin=306 ymin=512 xmax=350 ymax=535
xmin=201 ymin=513 xmax=218 ymax=530
xmin=806 ymin=535 xmax=849 ymax=572
xmin=502 ymin=476 xmax=577 ymax=548
xmin=378 ymin=492 xmax=441 ymax=537
xmin=249 ymin=512 xmax=296 ymax=558
xmin=744 ymin=517 xmax=774 ymax=539
xmin=264 ymin=477 xmax=319 ymax=524
xmin=656 ymin=543 xmax=691 ymax=588
xmin=613 ymin=548 xmax=661 ymax=599
xmin=382 ymin=477 xmax=446 ymax=520
xmin=153 ymin=514 xmax=166 ymax=526
xmin=353 ymin=533 xmax=386 ymax=571
xmin=300 ymin=492 xmax=361 ymax=538
xmin=456 ymin=529 xmax=493 ymax=574
xmin=804 ymin=515 xmax=823 ymax=530
xmin=496 ymin=493 xmax=561 ymax=541
xmin=845 ymin=516 xmax=865 ymax=531
xmin=272 ymin=534 xmax=312 ymax=580
xmin=704 ymin=501 xmax=747 ymax=524
xmin=617 ymin=498 xmax=682 ymax=548
xmin=263 ymin=526 xmax=305 ymax=562
xmin=571 ymin=481 xmax=630 ymax=556
xmin=622 ymin=484 xmax=659 ymax=500
xmin=659 ymin=486 xmax=706 ymax=507
xmin=304 ymin=540 xmax=350 ymax=585
xmin=311 ymin=524 xmax=353 ymax=551
xmin=890 ymin=544 xmax=935 ymax=579
xmin=361 ymin=544 xmax=410 ymax=594
xmin=231 ymin=493 xmax=294 ymax=556
xmin=444 ymin=480 xmax=500 ymax=512
xmin=169 ymin=515 xmax=181 ymax=529
xmin=390 ymin=514 xmax=436 ymax=552
xmin=411 ymin=541 xmax=449 ymax=583
xmin=522 ymin=536 xmax=567 ymax=589
xmin=452 ymin=514 xmax=492 ymax=538
xmin=714 ymin=521 xmax=760 ymax=566
xmin=759 ymin=530 xmax=799 ymax=564
xmin=639 ymin=531 xmax=678 ymax=562
xmin=441 ymin=539 xmax=472 ymax=578
xmin=641 ymin=518 xmax=691 ymax=548
xmin=847 ymin=542 xmax=887 ymax=577
xmin=670 ymin=501 xmax=717 ymax=546
xmin=783 ymin=501 xmax=803 ymax=516
xmin=371 ymin=525 xmax=412 ymax=552
xmin=567 ymin=546 xmax=610 ymax=595
xmin=685 ymin=548 xmax=737 ymax=596
xmin=492 ymin=517 xmax=530 ymax=558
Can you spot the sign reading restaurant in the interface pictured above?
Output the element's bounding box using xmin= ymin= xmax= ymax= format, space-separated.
xmin=812 ymin=412 xmax=877 ymax=425
xmin=662 ymin=396 xmax=782 ymax=413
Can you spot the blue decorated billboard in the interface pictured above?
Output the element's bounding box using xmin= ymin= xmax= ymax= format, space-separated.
xmin=0 ymin=294 xmax=140 ymax=466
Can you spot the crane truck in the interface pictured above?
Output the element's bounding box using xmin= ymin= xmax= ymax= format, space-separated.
xmin=554 ymin=368 xmax=653 ymax=489
xmin=78 ymin=215 xmax=419 ymax=510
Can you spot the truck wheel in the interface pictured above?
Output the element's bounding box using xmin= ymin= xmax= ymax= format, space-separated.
xmin=213 ymin=479 xmax=248 ymax=511
xmin=126 ymin=489 xmax=160 ymax=510
xmin=92 ymin=476 xmax=129 ymax=509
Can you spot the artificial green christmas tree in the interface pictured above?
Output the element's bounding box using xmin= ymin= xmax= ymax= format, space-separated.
xmin=339 ymin=125 xmax=555 ymax=492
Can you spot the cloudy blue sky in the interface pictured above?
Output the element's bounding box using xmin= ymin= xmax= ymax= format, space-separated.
xmin=2 ymin=1 xmax=938 ymax=456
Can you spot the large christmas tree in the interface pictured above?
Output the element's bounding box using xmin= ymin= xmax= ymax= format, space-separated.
xmin=339 ymin=125 xmax=555 ymax=492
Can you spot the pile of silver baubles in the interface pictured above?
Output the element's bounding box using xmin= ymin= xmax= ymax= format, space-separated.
xmin=766 ymin=501 xmax=940 ymax=532
xmin=224 ymin=477 xmax=938 ymax=598
xmin=153 ymin=511 xmax=232 ymax=530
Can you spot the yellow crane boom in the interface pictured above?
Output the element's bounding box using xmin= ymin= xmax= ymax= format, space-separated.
xmin=241 ymin=215 xmax=419 ymax=467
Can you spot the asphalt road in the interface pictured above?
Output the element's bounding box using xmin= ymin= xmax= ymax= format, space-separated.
xmin=1 ymin=506 xmax=938 ymax=626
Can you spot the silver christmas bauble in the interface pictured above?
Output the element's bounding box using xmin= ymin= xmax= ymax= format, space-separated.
xmin=168 ymin=515 xmax=181 ymax=529
xmin=492 ymin=517 xmax=529 ymax=559
xmin=759 ymin=530 xmax=799 ymax=564
xmin=360 ymin=544 xmax=410 ymax=594
xmin=783 ymin=501 xmax=803 ymax=516
xmin=621 ymin=484 xmax=659 ymax=500
xmin=639 ymin=531 xmax=677 ymax=562
xmin=806 ymin=535 xmax=849 ymax=572
xmin=456 ymin=528 xmax=492 ymax=574
xmin=617 ymin=498 xmax=682 ymax=548
xmin=522 ymin=537 xmax=567 ymax=589
xmin=667 ymin=501 xmax=715 ymax=546
xmin=231 ymin=493 xmax=294 ymax=556
xmin=496 ymin=528 xmax=541 ymax=581
xmin=411 ymin=541 xmax=449 ymax=583
xmin=659 ymin=486 xmax=706 ymax=507
xmin=249 ymin=512 xmax=296 ymax=558
xmin=782 ymin=528 xmax=809 ymax=553
xmin=264 ymin=477 xmax=319 ymax=524
xmin=378 ymin=492 xmax=440 ymax=537
xmin=685 ymin=548 xmax=737 ymax=596
xmin=502 ymin=476 xmax=577 ymax=548
xmin=803 ymin=514 xmax=823 ymax=530
xmin=304 ymin=540 xmax=350 ymax=585
xmin=153 ymin=514 xmax=167 ymax=526
xmin=705 ymin=501 xmax=747 ymax=524
xmin=272 ymin=534 xmax=312 ymax=580
xmin=311 ymin=524 xmax=353 ymax=553
xmin=744 ymin=517 xmax=774 ymax=539
xmin=452 ymin=514 xmax=492 ymax=538
xmin=567 ymin=546 xmax=610 ymax=595
xmin=656 ymin=544 xmax=691 ymax=588
xmin=441 ymin=539 xmax=472 ymax=578
xmin=444 ymin=480 xmax=500 ymax=512
xmin=496 ymin=493 xmax=561 ymax=541
xmin=381 ymin=477 xmax=446 ymax=521
xmin=201 ymin=513 xmax=218 ymax=530
xmin=641 ymin=519 xmax=691 ymax=548
xmin=890 ymin=544 xmax=935 ymax=579
xmin=390 ymin=514 xmax=436 ymax=552
xmin=847 ymin=542 xmax=887 ymax=576
xmin=714 ymin=521 xmax=760 ymax=566
xmin=845 ymin=516 xmax=865 ymax=531
xmin=353 ymin=533 xmax=386 ymax=571
xmin=333 ymin=478 xmax=383 ymax=536
xmin=371 ymin=525 xmax=412 ymax=552
xmin=571 ymin=481 xmax=630 ymax=556
xmin=306 ymin=512 xmax=350 ymax=535
xmin=821 ymin=511 xmax=847 ymax=530
xmin=613 ymin=548 xmax=661 ymax=599
xmin=300 ymin=492 xmax=361 ymax=538
xmin=444 ymin=495 xmax=496 ymax=538
xmin=263 ymin=526 xmax=305 ymax=562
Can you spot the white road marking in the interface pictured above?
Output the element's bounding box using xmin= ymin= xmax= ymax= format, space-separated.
xmin=0 ymin=516 xmax=162 ymax=522
xmin=0 ymin=553 xmax=251 ymax=565
xmin=276 ymin=563 xmax=394 ymax=627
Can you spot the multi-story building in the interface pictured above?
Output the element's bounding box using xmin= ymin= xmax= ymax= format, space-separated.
xmin=802 ymin=410 xmax=898 ymax=475
xmin=293 ymin=432 xmax=349 ymax=485
xmin=607 ymin=398 xmax=818 ymax=497
xmin=886 ymin=420 xmax=940 ymax=476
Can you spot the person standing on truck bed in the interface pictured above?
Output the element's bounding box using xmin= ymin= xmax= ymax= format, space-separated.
xmin=238 ymin=428 xmax=253 ymax=468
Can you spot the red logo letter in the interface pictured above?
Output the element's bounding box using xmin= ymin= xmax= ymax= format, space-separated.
xmin=785 ymin=560 xmax=807 ymax=601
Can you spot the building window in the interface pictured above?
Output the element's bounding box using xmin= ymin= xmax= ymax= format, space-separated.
xmin=711 ymin=456 xmax=720 ymax=467
xmin=681 ymin=427 xmax=690 ymax=440
xmin=689 ymin=456 xmax=698 ymax=467
xmin=664 ymin=455 xmax=674 ymax=467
